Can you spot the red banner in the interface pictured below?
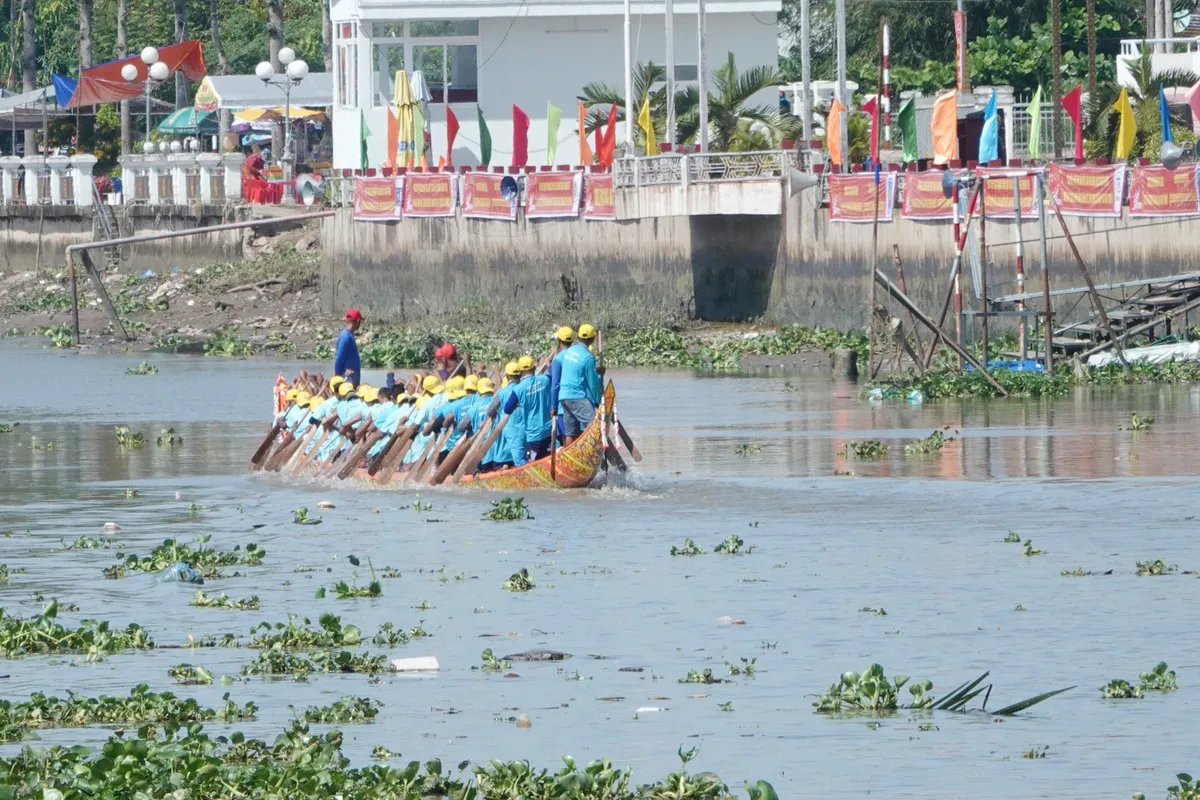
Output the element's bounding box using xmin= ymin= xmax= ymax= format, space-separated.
xmin=461 ymin=173 xmax=517 ymax=220
xmin=525 ymin=171 xmax=583 ymax=218
xmin=827 ymin=173 xmax=896 ymax=223
xmin=353 ymin=177 xmax=404 ymax=222
xmin=978 ymin=168 xmax=1038 ymax=218
xmin=901 ymin=170 xmax=955 ymax=220
xmin=1047 ymin=162 xmax=1124 ymax=217
xmin=68 ymin=40 xmax=207 ymax=109
xmin=583 ymin=174 xmax=615 ymax=220
xmin=402 ymin=173 xmax=457 ymax=217
xmin=954 ymin=11 xmax=967 ymax=93
xmin=1129 ymin=165 xmax=1200 ymax=217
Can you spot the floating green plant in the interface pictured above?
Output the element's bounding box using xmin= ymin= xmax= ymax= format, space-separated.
xmin=1101 ymin=679 xmax=1143 ymax=699
xmin=714 ymin=535 xmax=752 ymax=554
xmin=679 ymin=669 xmax=725 ymax=685
xmin=191 ymin=590 xmax=261 ymax=611
xmin=1022 ymin=539 xmax=1045 ymax=556
xmin=485 ymin=497 xmax=532 ymax=521
xmin=477 ymin=648 xmax=511 ymax=672
xmin=904 ymin=428 xmax=955 ymax=456
xmin=156 ymin=427 xmax=183 ymax=446
xmin=292 ymin=507 xmax=322 ymax=525
xmin=1125 ymin=412 xmax=1154 ymax=431
xmin=503 ymin=568 xmax=535 ymax=592
xmin=1061 ymin=567 xmax=1092 ymax=577
xmin=1023 ymin=745 xmax=1049 ymax=759
xmin=125 ymin=362 xmax=158 ymax=375
xmin=1003 ymin=531 xmax=1021 ymax=543
xmin=1136 ymin=559 xmax=1177 ymax=576
xmin=859 ymin=607 xmax=888 ymax=616
xmin=113 ymin=425 xmax=145 ymax=448
xmin=727 ymin=657 xmax=757 ymax=677
xmin=113 ymin=537 xmax=264 ymax=578
xmin=734 ymin=443 xmax=763 ymax=457
xmin=670 ymin=539 xmax=703 ymax=556
xmin=167 ymin=663 xmax=214 ymax=685
xmin=839 ymin=440 xmax=888 ymax=459
xmin=0 ymin=602 xmax=153 ymax=658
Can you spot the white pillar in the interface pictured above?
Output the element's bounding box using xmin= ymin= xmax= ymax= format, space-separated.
xmin=21 ymin=157 xmax=46 ymax=204
xmin=46 ymin=155 xmax=70 ymax=204
xmin=222 ymin=153 xmax=246 ymax=200
xmin=0 ymin=156 xmax=21 ymax=205
xmin=197 ymin=153 xmax=220 ymax=204
xmin=146 ymin=156 xmax=164 ymax=205
xmin=70 ymin=154 xmax=98 ymax=205
xmin=168 ymin=154 xmax=193 ymax=204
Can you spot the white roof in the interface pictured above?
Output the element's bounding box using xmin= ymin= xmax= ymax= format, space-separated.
xmin=353 ymin=0 xmax=780 ymax=19
xmin=204 ymin=73 xmax=333 ymax=110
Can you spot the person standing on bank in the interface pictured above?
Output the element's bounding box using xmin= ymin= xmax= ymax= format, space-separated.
xmin=335 ymin=308 xmax=363 ymax=385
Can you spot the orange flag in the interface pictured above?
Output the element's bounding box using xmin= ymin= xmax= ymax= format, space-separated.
xmin=931 ymin=89 xmax=958 ymax=165
xmin=385 ymin=109 xmax=399 ymax=168
xmin=578 ymin=101 xmax=595 ymax=165
xmin=826 ymin=97 xmax=845 ymax=167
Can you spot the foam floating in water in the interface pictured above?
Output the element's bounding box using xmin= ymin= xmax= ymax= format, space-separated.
xmin=389 ymin=656 xmax=439 ymax=672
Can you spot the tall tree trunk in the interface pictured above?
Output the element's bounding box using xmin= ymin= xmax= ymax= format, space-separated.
xmin=174 ymin=0 xmax=188 ymax=109
xmin=20 ymin=0 xmax=35 ymax=156
xmin=118 ymin=0 xmax=131 ymax=154
xmin=7 ymin=0 xmax=17 ymax=88
xmin=209 ymin=0 xmax=230 ymax=74
xmin=1086 ymin=0 xmax=1096 ymax=97
xmin=79 ymin=0 xmax=95 ymax=151
xmin=321 ymin=0 xmax=332 ymax=71
xmin=1051 ymin=0 xmax=1062 ymax=158
xmin=267 ymin=0 xmax=283 ymax=70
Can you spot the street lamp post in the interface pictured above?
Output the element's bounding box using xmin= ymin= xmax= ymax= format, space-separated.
xmin=121 ymin=47 xmax=170 ymax=154
xmin=256 ymin=47 xmax=309 ymax=202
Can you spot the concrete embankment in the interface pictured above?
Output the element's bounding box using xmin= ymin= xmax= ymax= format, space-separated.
xmin=322 ymin=184 xmax=1200 ymax=331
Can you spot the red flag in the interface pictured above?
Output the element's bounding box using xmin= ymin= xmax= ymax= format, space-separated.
xmin=599 ymin=104 xmax=618 ymax=166
xmin=512 ymin=104 xmax=530 ymax=167
xmin=594 ymin=126 xmax=603 ymax=162
xmin=446 ymin=106 xmax=459 ymax=166
xmin=862 ymin=96 xmax=879 ymax=162
xmin=1060 ymin=85 xmax=1084 ymax=160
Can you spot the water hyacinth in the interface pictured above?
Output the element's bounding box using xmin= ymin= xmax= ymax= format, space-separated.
xmin=0 ymin=602 xmax=154 ymax=659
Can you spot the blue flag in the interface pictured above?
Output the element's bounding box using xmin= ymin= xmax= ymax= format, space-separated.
xmin=978 ymin=91 xmax=999 ymax=164
xmin=1160 ymin=84 xmax=1174 ymax=144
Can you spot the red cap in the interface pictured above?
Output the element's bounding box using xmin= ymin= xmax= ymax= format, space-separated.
xmin=435 ymin=343 xmax=457 ymax=359
xmin=345 ymin=308 xmax=362 ymax=322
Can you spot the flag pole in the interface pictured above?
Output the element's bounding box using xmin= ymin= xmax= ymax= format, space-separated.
xmin=800 ymin=0 xmax=812 ymax=146
xmin=623 ymin=0 xmax=633 ymax=150
xmin=698 ymin=0 xmax=709 ymax=152
xmin=665 ymin=0 xmax=675 ymax=145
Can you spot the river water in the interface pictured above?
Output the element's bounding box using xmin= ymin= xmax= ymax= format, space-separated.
xmin=2 ymin=338 xmax=1199 ymax=799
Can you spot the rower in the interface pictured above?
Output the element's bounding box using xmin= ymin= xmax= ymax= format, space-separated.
xmin=335 ymin=309 xmax=363 ymax=385
xmin=404 ymin=375 xmax=447 ymax=467
xmin=548 ymin=325 xmax=574 ymax=446
xmin=435 ymin=376 xmax=471 ymax=464
xmin=556 ymin=325 xmax=602 ymax=446
xmin=493 ymin=361 xmax=527 ymax=469
xmin=316 ymin=383 xmax=370 ymax=465
xmin=518 ymin=355 xmax=552 ymax=461
xmin=367 ymin=386 xmax=415 ymax=461
xmin=468 ymin=377 xmax=497 ymax=472
xmin=433 ymin=343 xmax=472 ymax=381
xmin=302 ymin=378 xmax=348 ymax=456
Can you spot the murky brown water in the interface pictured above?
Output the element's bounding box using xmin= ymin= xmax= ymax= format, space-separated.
xmin=2 ymin=339 xmax=1199 ymax=798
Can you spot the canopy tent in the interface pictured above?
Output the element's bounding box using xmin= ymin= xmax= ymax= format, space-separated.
xmin=66 ymin=40 xmax=206 ymax=109
xmin=233 ymin=106 xmax=324 ymax=123
xmin=192 ymin=73 xmax=332 ymax=111
xmin=157 ymin=107 xmax=218 ymax=135
xmin=0 ymin=84 xmax=74 ymax=130
xmin=51 ymin=74 xmax=78 ymax=106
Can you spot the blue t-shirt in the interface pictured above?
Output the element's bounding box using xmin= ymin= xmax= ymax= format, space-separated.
xmin=549 ymin=350 xmax=567 ymax=410
xmin=559 ymin=342 xmax=601 ymax=405
xmin=334 ymin=329 xmax=361 ymax=385
xmin=437 ymin=397 xmax=470 ymax=453
xmin=522 ymin=374 xmax=552 ymax=444
xmin=494 ymin=383 xmax=527 ymax=467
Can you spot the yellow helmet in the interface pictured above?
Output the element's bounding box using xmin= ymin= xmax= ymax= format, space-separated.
xmin=337 ymin=382 xmax=355 ymax=398
xmin=555 ymin=325 xmax=574 ymax=343
xmin=362 ymin=387 xmax=379 ymax=403
xmin=304 ymin=394 xmax=322 ymax=408
xmin=284 ymin=388 xmax=300 ymax=402
xmin=444 ymin=376 xmax=465 ymax=399
xmin=477 ymin=377 xmax=496 ymax=395
xmin=330 ymin=376 xmax=345 ymax=389
xmin=422 ymin=375 xmax=444 ymax=395
xmin=517 ymin=354 xmax=535 ymax=371
xmin=578 ymin=323 xmax=597 ymax=341
xmin=295 ymin=391 xmax=311 ymax=406
xmin=504 ymin=360 xmax=522 ymax=377
xmin=464 ymin=375 xmax=479 ymax=392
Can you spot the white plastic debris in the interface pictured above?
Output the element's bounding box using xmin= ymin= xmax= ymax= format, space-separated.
xmin=634 ymin=706 xmax=666 ymax=713
xmin=316 ymin=501 xmax=336 ymax=509
xmin=389 ymin=656 xmax=440 ymax=673
xmin=103 ymin=522 xmax=121 ymax=532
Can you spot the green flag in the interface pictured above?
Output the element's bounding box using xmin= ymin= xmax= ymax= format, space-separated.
xmin=413 ymin=104 xmax=426 ymax=164
xmin=546 ymin=102 xmax=562 ymax=166
xmin=477 ymin=105 xmax=492 ymax=166
xmin=359 ymin=110 xmax=371 ymax=170
xmin=897 ymin=96 xmax=917 ymax=163
xmin=1027 ymin=86 xmax=1043 ymax=160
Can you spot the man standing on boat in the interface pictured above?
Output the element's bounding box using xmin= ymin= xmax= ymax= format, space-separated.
xmin=519 ymin=355 xmax=552 ymax=460
xmin=334 ymin=309 xmax=363 ymax=385
xmin=555 ymin=324 xmax=602 ymax=446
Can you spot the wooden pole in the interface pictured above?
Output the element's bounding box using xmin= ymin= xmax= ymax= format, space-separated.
xmin=892 ymin=244 xmax=926 ymax=370
xmin=66 ymin=251 xmax=80 ymax=345
xmin=979 ymin=185 xmax=989 ymax=365
xmin=1012 ymin=178 xmax=1027 ymax=360
xmin=925 ymin=181 xmax=983 ymax=370
xmin=1037 ymin=174 xmax=1054 ymax=374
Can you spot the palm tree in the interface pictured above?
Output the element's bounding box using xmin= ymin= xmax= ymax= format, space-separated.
xmin=1084 ymin=49 xmax=1199 ymax=161
xmin=579 ymin=62 xmax=671 ymax=153
xmin=677 ymin=53 xmax=799 ymax=151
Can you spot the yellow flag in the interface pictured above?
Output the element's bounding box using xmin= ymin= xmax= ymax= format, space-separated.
xmin=1112 ymin=87 xmax=1136 ymax=160
xmin=637 ymin=97 xmax=657 ymax=155
xmin=826 ymin=96 xmax=845 ymax=166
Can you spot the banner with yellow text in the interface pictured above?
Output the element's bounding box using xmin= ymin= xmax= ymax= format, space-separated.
xmin=583 ymin=174 xmax=615 ymax=220
xmin=525 ymin=171 xmax=583 ymax=218
xmin=402 ymin=173 xmax=458 ymax=217
xmin=461 ymin=173 xmax=517 ymax=220
xmin=901 ymin=170 xmax=956 ymax=220
xmin=1129 ymin=165 xmax=1200 ymax=217
xmin=978 ymin=167 xmax=1039 ymax=218
xmin=1047 ymin=162 xmax=1124 ymax=217
xmin=353 ymin=177 xmax=404 ymax=222
xmin=828 ymin=173 xmax=896 ymax=223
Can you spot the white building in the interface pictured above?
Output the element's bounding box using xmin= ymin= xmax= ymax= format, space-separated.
xmin=329 ymin=0 xmax=782 ymax=169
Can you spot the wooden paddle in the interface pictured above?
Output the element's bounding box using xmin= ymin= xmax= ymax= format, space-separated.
xmin=456 ymin=412 xmax=510 ymax=481
xmin=410 ymin=415 xmax=455 ymax=484
xmin=368 ymin=421 xmax=415 ymax=476
xmin=250 ymin=421 xmax=285 ymax=470
xmin=451 ymin=416 xmax=493 ymax=483
xmin=616 ymin=421 xmax=643 ymax=462
xmin=550 ymin=412 xmax=558 ymax=481
xmin=337 ymin=429 xmax=384 ymax=480
xmin=266 ymin=415 xmax=321 ymax=472
xmin=375 ymin=424 xmax=421 ymax=485
xmin=429 ymin=418 xmax=479 ymax=485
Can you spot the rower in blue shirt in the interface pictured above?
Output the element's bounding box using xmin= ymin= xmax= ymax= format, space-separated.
xmin=333 ymin=308 xmax=362 ymax=385
xmin=548 ymin=325 xmax=574 ymax=444
xmin=556 ymin=324 xmax=602 ymax=445
xmin=518 ymin=355 xmax=552 ymax=460
xmin=492 ymin=361 xmax=527 ymax=469
xmin=469 ymin=378 xmax=498 ymax=472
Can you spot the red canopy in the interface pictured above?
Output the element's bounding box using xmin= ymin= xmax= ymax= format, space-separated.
xmin=66 ymin=40 xmax=206 ymax=108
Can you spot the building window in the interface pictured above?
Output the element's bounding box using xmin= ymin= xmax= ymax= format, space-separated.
xmin=336 ymin=22 xmax=359 ymax=107
xmin=368 ymin=21 xmax=480 ymax=106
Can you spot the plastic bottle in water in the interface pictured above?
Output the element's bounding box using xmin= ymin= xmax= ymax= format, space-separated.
xmin=866 ymin=387 xmax=884 ymax=401
xmin=906 ymin=389 xmax=924 ymax=404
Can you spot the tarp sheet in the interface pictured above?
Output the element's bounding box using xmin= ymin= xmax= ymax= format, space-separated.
xmin=51 ymin=74 xmax=77 ymax=107
xmin=66 ymin=40 xmax=206 ymax=108
xmin=193 ymin=73 xmax=333 ymax=111
xmin=1088 ymin=341 xmax=1200 ymax=368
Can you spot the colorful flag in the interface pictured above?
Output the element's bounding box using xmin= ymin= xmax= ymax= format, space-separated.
xmin=477 ymin=106 xmax=491 ymax=166
xmin=637 ymin=97 xmax=656 ymax=154
xmin=1160 ymin=85 xmax=1173 ymax=144
xmin=512 ymin=104 xmax=530 ymax=167
xmin=978 ymin=90 xmax=999 ymax=164
xmin=861 ymin=96 xmax=879 ymax=162
xmin=600 ymin=104 xmax=618 ymax=165
xmin=1027 ymin=87 xmax=1043 ymax=160
xmin=1112 ymin=87 xmax=1136 ymax=160
xmin=385 ymin=108 xmax=398 ymax=167
xmin=446 ymin=106 xmax=459 ymax=165
xmin=413 ymin=103 xmax=426 ymax=165
xmin=826 ymin=96 xmax=845 ymax=166
xmin=546 ymin=102 xmax=562 ymax=166
xmin=930 ymin=89 xmax=958 ymax=166
xmin=1061 ymin=85 xmax=1084 ymax=160
xmin=1186 ymin=80 xmax=1200 ymax=132
xmin=359 ymin=110 xmax=371 ymax=170
xmin=896 ymin=96 xmax=917 ymax=162
xmin=578 ymin=100 xmax=594 ymax=165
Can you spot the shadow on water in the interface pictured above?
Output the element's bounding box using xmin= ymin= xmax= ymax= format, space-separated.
xmin=2 ymin=339 xmax=1200 ymax=799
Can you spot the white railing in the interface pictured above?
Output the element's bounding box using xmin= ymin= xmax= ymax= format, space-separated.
xmin=1120 ymin=38 xmax=1200 ymax=55
xmin=613 ymin=150 xmax=805 ymax=189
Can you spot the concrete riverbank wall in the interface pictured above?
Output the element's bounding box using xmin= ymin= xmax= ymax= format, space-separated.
xmin=0 ymin=205 xmax=248 ymax=275
xmin=328 ymin=189 xmax=1200 ymax=330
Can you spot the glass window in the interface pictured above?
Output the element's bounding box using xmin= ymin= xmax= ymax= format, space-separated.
xmin=411 ymin=44 xmax=478 ymax=103
xmin=410 ymin=20 xmax=478 ymax=37
xmin=337 ymin=22 xmax=357 ymax=40
xmin=674 ymin=64 xmax=698 ymax=82
xmin=336 ymin=41 xmax=358 ymax=106
xmin=365 ymin=21 xmax=480 ymax=105
xmin=371 ymin=22 xmax=405 ymax=39
xmin=372 ymin=44 xmax=406 ymax=106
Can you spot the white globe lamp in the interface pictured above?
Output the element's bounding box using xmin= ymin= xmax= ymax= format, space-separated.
xmin=170 ymin=140 xmax=182 ymax=153
xmin=158 ymin=141 xmax=168 ymax=154
xmin=142 ymin=141 xmax=155 ymax=154
xmin=286 ymin=59 xmax=309 ymax=81
xmin=140 ymin=46 xmax=159 ymax=65
xmin=278 ymin=47 xmax=296 ymax=66
xmin=148 ymin=61 xmax=169 ymax=81
xmin=120 ymin=63 xmax=138 ymax=82
xmin=255 ymin=61 xmax=275 ymax=82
